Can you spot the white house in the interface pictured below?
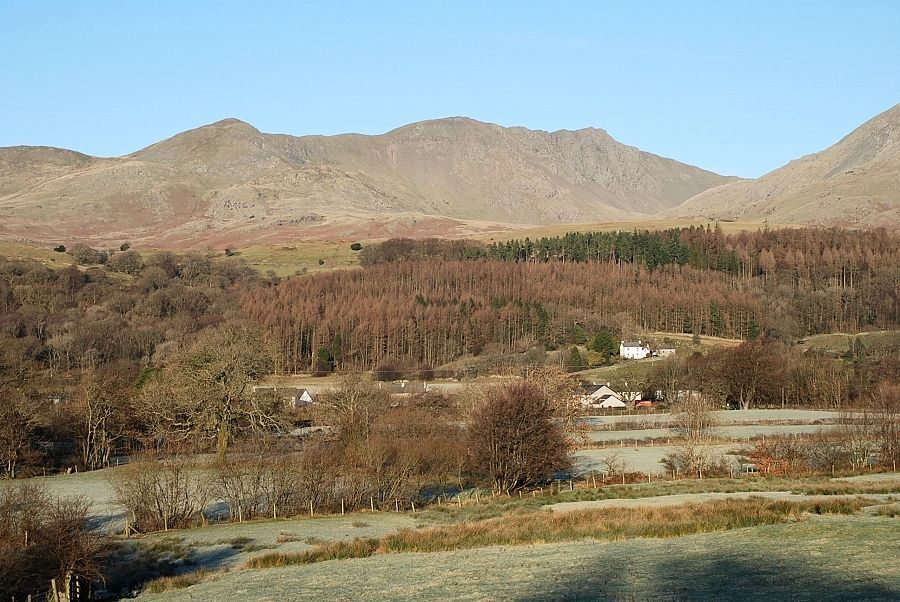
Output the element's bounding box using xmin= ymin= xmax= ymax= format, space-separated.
xmin=580 ymin=384 xmax=627 ymax=409
xmin=620 ymin=340 xmax=651 ymax=359
xmin=598 ymin=396 xmax=627 ymax=409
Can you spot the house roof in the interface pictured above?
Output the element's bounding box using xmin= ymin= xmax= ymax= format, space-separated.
xmin=599 ymin=397 xmax=627 ymax=407
xmin=584 ymin=385 xmax=618 ymax=399
xmin=621 ymin=341 xmax=646 ymax=348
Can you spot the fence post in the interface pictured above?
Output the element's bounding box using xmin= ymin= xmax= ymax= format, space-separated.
xmin=309 ymin=500 xmax=314 ymax=517
xmin=371 ymin=496 xmax=376 ymax=512
xmin=341 ymin=498 xmax=345 ymax=515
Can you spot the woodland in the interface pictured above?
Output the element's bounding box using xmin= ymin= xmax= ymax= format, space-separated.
xmin=0 ymin=226 xmax=896 ymax=478
xmin=255 ymin=226 xmax=899 ymax=373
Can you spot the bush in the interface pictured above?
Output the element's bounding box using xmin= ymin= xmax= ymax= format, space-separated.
xmin=374 ymin=361 xmax=402 ymax=381
xmin=661 ymin=442 xmax=731 ymax=477
xmin=350 ymin=242 xmax=363 ymax=251
xmin=467 ymin=381 xmax=570 ymax=492
xmin=70 ymin=244 xmax=107 ymax=265
xmin=107 ymin=250 xmax=145 ymax=275
xmin=0 ymin=483 xmax=104 ymax=601
xmin=109 ymin=458 xmax=207 ymax=532
xmin=53 ymin=244 xmax=66 ymax=253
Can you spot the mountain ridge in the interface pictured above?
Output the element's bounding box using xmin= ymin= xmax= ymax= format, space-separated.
xmin=669 ymin=103 xmax=900 ymax=227
xmin=0 ymin=116 xmax=735 ymax=246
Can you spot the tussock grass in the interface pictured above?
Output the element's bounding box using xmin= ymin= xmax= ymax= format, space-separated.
xmin=873 ymin=503 xmax=900 ymax=518
xmin=419 ymin=477 xmax=898 ymax=525
xmin=247 ymin=538 xmax=379 ymax=568
xmin=792 ymin=481 xmax=900 ymax=496
xmin=142 ymin=568 xmax=215 ymax=594
xmin=245 ymin=497 xmax=869 ymax=568
xmin=215 ymin=536 xmax=266 ymax=552
xmin=141 ymin=537 xmax=197 ymax=562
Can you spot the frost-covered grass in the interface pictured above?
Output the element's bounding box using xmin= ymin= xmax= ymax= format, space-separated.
xmin=246 ymin=497 xmax=870 ymax=567
xmin=584 ymin=423 xmax=839 ymax=443
xmin=141 ymin=514 xmax=900 ymax=601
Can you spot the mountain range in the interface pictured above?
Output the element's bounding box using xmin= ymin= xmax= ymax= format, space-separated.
xmin=0 ymin=105 xmax=897 ymax=247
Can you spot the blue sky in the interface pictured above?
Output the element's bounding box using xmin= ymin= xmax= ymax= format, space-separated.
xmin=1 ymin=1 xmax=898 ymax=177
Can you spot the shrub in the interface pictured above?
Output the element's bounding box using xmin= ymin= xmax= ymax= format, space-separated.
xmin=70 ymin=244 xmax=107 ymax=265
xmin=374 ymin=361 xmax=402 ymax=381
xmin=109 ymin=457 xmax=207 ymax=532
xmin=107 ymin=249 xmax=145 ymax=275
xmin=467 ymin=381 xmax=570 ymax=492
xmin=0 ymin=483 xmax=104 ymax=601
xmin=350 ymin=242 xmax=363 ymax=251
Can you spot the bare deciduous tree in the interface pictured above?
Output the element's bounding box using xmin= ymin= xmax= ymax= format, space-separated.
xmin=467 ymin=381 xmax=570 ymax=493
xmin=171 ymin=323 xmax=279 ymax=460
xmin=75 ymin=364 xmax=134 ymax=470
xmin=671 ymin=394 xmax=719 ymax=441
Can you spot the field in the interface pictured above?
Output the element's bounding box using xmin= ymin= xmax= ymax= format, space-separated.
xmin=582 ymin=409 xmax=841 ymax=428
xmin=224 ymin=242 xmax=362 ymax=277
xmin=0 ymin=239 xmax=75 ymax=266
xmin=139 ymin=514 xmax=900 ymax=601
xmin=584 ymin=423 xmax=839 ymax=444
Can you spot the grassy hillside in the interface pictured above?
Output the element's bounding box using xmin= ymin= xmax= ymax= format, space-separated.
xmin=0 ymin=239 xmax=75 ymax=266
xmin=223 ymin=242 xmax=361 ymax=277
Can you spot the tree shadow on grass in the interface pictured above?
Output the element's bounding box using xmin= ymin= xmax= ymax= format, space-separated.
xmin=515 ymin=543 xmax=899 ymax=601
xmin=100 ymin=538 xmax=242 ymax=599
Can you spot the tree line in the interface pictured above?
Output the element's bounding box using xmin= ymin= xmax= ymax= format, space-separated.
xmin=249 ymin=226 xmax=898 ymax=374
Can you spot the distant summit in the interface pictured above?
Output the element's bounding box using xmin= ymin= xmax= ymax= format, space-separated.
xmin=669 ymin=103 xmax=900 ymax=228
xmin=3 ymin=106 xmax=898 ymax=248
xmin=0 ymin=116 xmax=733 ymax=246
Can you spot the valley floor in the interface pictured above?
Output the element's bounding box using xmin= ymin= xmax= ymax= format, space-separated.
xmin=140 ymin=515 xmax=900 ymax=601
